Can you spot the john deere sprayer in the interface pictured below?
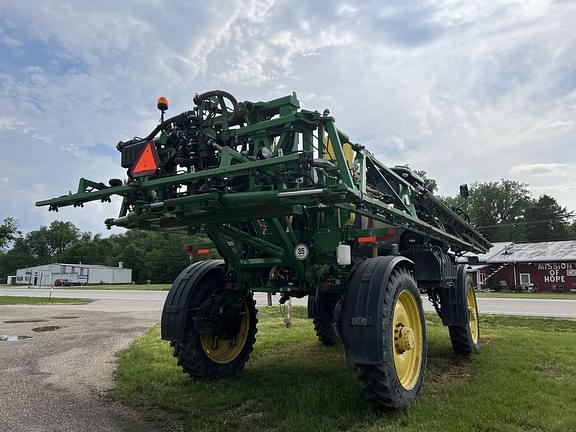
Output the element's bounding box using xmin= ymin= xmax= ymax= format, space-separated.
xmin=37 ymin=90 xmax=491 ymax=409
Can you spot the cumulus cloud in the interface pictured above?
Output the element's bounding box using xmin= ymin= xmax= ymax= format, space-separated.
xmin=0 ymin=0 xmax=575 ymax=234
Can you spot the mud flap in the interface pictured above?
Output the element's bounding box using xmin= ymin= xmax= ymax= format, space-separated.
xmin=439 ymin=264 xmax=469 ymax=327
xmin=341 ymin=256 xmax=413 ymax=365
xmin=160 ymin=259 xmax=224 ymax=342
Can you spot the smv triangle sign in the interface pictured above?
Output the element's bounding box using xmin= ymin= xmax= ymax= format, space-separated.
xmin=131 ymin=142 xmax=159 ymax=177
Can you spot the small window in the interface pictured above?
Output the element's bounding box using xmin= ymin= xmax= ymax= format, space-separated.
xmin=519 ymin=273 xmax=531 ymax=286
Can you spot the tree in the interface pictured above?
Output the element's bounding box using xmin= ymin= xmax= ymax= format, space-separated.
xmin=57 ymin=233 xmax=110 ymax=265
xmin=440 ymin=179 xmax=576 ymax=242
xmin=413 ymin=170 xmax=438 ymax=193
xmin=466 ymin=180 xmax=532 ymax=242
xmin=524 ymin=195 xmax=573 ymax=242
xmin=440 ymin=180 xmax=533 ymax=242
xmin=440 ymin=195 xmax=465 ymax=211
xmin=1 ymin=219 xmax=213 ymax=284
xmin=8 ymin=221 xmax=81 ymax=264
xmin=118 ymin=243 xmax=146 ymax=283
xmin=0 ymin=217 xmax=20 ymax=250
xmin=45 ymin=221 xmax=81 ymax=255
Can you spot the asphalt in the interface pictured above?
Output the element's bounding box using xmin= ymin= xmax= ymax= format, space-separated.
xmin=0 ymin=304 xmax=158 ymax=432
xmin=0 ymin=288 xmax=575 ymax=431
xmin=1 ymin=288 xmax=575 ymax=318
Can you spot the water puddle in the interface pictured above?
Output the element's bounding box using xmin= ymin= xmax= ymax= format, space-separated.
xmin=0 ymin=335 xmax=32 ymax=341
xmin=31 ymin=326 xmax=63 ymax=332
xmin=1 ymin=319 xmax=48 ymax=324
xmin=49 ymin=316 xmax=80 ymax=320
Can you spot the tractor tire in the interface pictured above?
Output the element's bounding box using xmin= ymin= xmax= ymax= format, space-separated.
xmin=313 ymin=318 xmax=340 ymax=346
xmin=449 ymin=275 xmax=480 ymax=356
xmin=170 ymin=270 xmax=258 ymax=378
xmin=357 ymin=267 xmax=427 ymax=410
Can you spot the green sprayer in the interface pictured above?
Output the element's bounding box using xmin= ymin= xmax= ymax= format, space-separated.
xmin=37 ymin=91 xmax=491 ymax=409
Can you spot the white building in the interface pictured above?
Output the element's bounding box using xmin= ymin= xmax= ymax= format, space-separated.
xmin=8 ymin=262 xmax=132 ymax=287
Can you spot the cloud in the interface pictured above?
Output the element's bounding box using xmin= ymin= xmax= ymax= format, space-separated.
xmin=0 ymin=117 xmax=28 ymax=131
xmin=509 ymin=163 xmax=569 ymax=176
xmin=0 ymin=0 xmax=575 ymax=235
xmin=544 ymin=120 xmax=574 ymax=128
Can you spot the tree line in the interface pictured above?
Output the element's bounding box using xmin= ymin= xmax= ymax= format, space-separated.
xmin=1 ymin=178 xmax=574 ymax=284
xmin=0 ymin=219 xmax=211 ymax=284
xmin=440 ymin=179 xmax=574 ymax=243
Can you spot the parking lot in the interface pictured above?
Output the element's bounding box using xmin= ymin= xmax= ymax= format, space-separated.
xmin=0 ymin=304 xmax=157 ymax=432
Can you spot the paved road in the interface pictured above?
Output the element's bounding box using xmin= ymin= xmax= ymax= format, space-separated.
xmin=472 ymin=297 xmax=576 ymax=318
xmin=1 ymin=288 xmax=575 ymax=318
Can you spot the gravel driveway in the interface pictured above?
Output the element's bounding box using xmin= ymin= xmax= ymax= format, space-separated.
xmin=0 ymin=305 xmax=159 ymax=432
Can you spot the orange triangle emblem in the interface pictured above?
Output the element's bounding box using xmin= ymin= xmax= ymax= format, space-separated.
xmin=131 ymin=141 xmax=159 ymax=177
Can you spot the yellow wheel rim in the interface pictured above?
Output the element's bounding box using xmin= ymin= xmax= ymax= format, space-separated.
xmin=200 ymin=303 xmax=250 ymax=364
xmin=392 ymin=290 xmax=424 ymax=390
xmin=466 ymin=282 xmax=479 ymax=344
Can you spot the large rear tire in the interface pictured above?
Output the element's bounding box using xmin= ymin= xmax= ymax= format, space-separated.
xmin=170 ymin=270 xmax=257 ymax=378
xmin=449 ymin=275 xmax=480 ymax=356
xmin=357 ymin=267 xmax=427 ymax=410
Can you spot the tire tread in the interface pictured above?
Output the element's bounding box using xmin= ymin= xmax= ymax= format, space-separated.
xmin=313 ymin=318 xmax=340 ymax=346
xmin=356 ymin=266 xmax=427 ymax=410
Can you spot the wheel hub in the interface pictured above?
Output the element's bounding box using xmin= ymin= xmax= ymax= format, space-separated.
xmin=395 ymin=325 xmax=415 ymax=353
xmin=200 ymin=302 xmax=250 ymax=364
xmin=392 ymin=289 xmax=424 ymax=391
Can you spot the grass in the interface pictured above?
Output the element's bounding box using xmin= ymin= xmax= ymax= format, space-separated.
xmin=114 ymin=308 xmax=576 ymax=432
xmin=4 ymin=281 xmax=572 ymax=298
xmin=476 ymin=291 xmax=576 ymax=300
xmin=0 ymin=284 xmax=171 ymax=291
xmin=0 ymin=295 xmax=91 ymax=305
xmin=59 ymin=283 xmax=171 ymax=291
xmin=4 ymin=282 xmax=574 ymax=298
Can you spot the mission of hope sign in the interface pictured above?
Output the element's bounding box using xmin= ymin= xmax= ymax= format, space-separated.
xmin=537 ymin=263 xmax=570 ymax=283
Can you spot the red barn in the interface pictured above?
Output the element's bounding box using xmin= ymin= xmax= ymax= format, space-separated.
xmin=470 ymin=241 xmax=576 ymax=293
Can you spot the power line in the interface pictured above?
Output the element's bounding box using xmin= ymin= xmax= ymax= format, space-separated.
xmin=476 ymin=218 xmax=573 ymax=229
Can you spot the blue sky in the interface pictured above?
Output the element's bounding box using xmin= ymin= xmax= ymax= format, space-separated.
xmin=1 ymin=0 xmax=575 ymax=235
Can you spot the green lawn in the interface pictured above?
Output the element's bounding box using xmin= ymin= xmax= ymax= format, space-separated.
xmin=0 ymin=284 xmax=171 ymax=291
xmin=3 ymin=282 xmax=573 ymax=298
xmin=0 ymin=296 xmax=91 ymax=305
xmin=60 ymin=283 xmax=171 ymax=291
xmin=114 ymin=308 xmax=576 ymax=432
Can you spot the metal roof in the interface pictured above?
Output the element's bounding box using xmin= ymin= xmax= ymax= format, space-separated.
xmin=18 ymin=263 xmax=129 ymax=271
xmin=53 ymin=263 xmax=125 ymax=269
xmin=473 ymin=242 xmax=513 ymax=262
xmin=479 ymin=240 xmax=576 ymax=263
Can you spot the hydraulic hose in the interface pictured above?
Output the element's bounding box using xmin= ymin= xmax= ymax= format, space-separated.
xmin=116 ymin=111 xmax=190 ymax=151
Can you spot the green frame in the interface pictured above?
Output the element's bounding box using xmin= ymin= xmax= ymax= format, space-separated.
xmin=37 ymin=92 xmax=491 ymax=296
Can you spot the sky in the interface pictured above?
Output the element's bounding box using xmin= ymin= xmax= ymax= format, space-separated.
xmin=1 ymin=0 xmax=575 ymax=235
